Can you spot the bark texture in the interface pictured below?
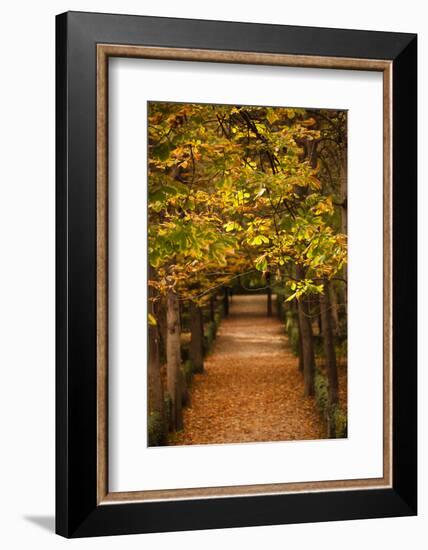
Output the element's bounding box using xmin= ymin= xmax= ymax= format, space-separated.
xmin=148 ymin=268 xmax=164 ymax=418
xmin=296 ymin=305 xmax=304 ymax=373
xmin=329 ymin=284 xmax=339 ymax=336
xmin=166 ymin=290 xmax=183 ymax=430
xmin=296 ymin=265 xmax=315 ymax=396
xmin=319 ymin=280 xmax=339 ymax=438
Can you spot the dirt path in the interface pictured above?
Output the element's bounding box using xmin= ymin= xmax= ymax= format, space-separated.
xmin=172 ymin=294 xmax=324 ymax=445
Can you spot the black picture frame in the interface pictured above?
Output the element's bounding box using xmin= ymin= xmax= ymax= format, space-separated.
xmin=56 ymin=11 xmax=417 ymax=538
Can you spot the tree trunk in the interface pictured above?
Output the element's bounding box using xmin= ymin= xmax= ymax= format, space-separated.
xmin=298 ymin=298 xmax=315 ymax=396
xmin=148 ymin=323 xmax=163 ymax=413
xmin=266 ymin=272 xmax=273 ymax=317
xmin=166 ymin=290 xmax=183 ymax=431
xmin=320 ymin=279 xmax=339 ymax=438
xmin=148 ymin=269 xmax=164 ymax=420
xmin=317 ymin=297 xmax=322 ymax=336
xmin=296 ymin=308 xmax=304 ymax=373
xmin=329 ymin=284 xmax=339 ymax=337
xmin=296 ymin=265 xmax=315 ymax=396
xmin=190 ymin=300 xmax=204 ymax=373
xmin=155 ymin=297 xmax=167 ymax=365
xmin=209 ymin=294 xmax=216 ymax=323
xmin=223 ymin=287 xmax=229 ymax=316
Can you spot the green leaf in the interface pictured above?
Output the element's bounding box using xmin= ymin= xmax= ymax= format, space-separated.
xmin=152 ymin=142 xmax=171 ymax=161
xmin=223 ymin=221 xmax=241 ymax=232
xmin=255 ymin=255 xmax=268 ymax=272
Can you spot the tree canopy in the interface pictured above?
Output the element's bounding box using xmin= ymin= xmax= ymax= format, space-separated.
xmin=148 ymin=101 xmax=347 ymax=303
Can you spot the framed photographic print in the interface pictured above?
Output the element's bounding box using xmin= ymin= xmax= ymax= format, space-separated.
xmin=56 ymin=11 xmax=417 ymax=538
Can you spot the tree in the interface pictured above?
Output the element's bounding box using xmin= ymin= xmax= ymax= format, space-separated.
xmin=148 ymin=266 xmax=164 ymax=422
xmin=319 ymin=279 xmax=339 ymax=436
xmin=147 ymin=101 xmax=348 ymax=436
xmin=166 ymin=289 xmax=183 ymax=431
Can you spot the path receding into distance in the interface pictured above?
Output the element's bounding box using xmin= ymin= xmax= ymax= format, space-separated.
xmin=172 ymin=294 xmax=324 ymax=446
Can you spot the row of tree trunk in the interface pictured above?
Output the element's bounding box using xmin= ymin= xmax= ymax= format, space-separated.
xmin=295 ymin=113 xmax=346 ymax=435
xmin=148 ymin=286 xmax=230 ymax=434
xmin=293 ymin=267 xmax=344 ymax=438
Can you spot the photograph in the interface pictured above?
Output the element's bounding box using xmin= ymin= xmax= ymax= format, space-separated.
xmin=147 ymin=101 xmax=348 ymax=446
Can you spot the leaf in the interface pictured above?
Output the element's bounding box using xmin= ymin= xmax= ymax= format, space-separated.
xmin=223 ymin=221 xmax=241 ymax=232
xmin=152 ymin=142 xmax=171 ymax=161
xmin=255 ymin=255 xmax=268 ymax=272
xmin=266 ymin=109 xmax=279 ymax=125
xmin=301 ymin=117 xmax=316 ymax=127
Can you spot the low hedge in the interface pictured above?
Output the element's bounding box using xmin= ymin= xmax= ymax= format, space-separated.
xmin=333 ymin=406 xmax=348 ymax=438
xmin=314 ymin=369 xmax=329 ymax=412
xmin=276 ymin=293 xmax=286 ymax=322
xmin=285 ymin=311 xmax=300 ymax=356
xmin=181 ymin=306 xmax=223 ymax=362
xmin=203 ymin=308 xmax=223 ymax=354
xmin=181 ymin=359 xmax=195 ymax=387
xmin=314 ymin=369 xmax=347 ymax=438
xmin=148 ymin=409 xmax=167 ymax=447
xmin=203 ymin=320 xmax=216 ymax=355
xmin=279 ymin=296 xmax=347 ymax=439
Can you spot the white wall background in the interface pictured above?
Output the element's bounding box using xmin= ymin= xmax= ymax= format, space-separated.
xmin=0 ymin=1 xmax=424 ymax=548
